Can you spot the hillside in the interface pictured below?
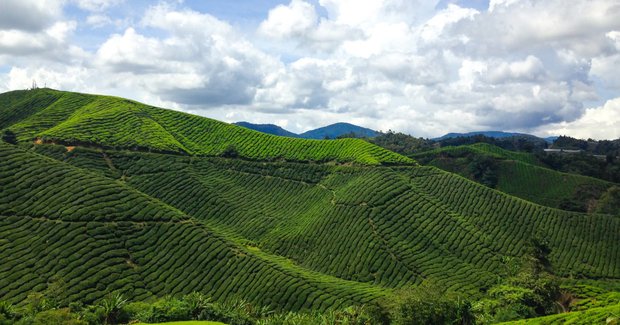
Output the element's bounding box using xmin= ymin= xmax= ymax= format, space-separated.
xmin=298 ymin=122 xmax=378 ymax=139
xmin=233 ymin=122 xmax=299 ymax=138
xmin=1 ymin=89 xmax=619 ymax=323
xmin=1 ymin=89 xmax=411 ymax=165
xmin=413 ymin=143 xmax=617 ymax=211
xmin=435 ymin=131 xmax=556 ymax=143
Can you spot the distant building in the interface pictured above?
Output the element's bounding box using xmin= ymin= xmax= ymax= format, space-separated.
xmin=543 ymin=148 xmax=583 ymax=154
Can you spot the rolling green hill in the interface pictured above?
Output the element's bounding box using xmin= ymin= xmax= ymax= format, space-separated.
xmin=1 ymin=89 xmax=619 ymax=323
xmin=1 ymin=89 xmax=412 ymax=165
xmin=413 ymin=143 xmax=617 ymax=211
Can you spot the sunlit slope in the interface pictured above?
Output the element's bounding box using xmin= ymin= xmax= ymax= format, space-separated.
xmin=0 ymin=143 xmax=386 ymax=310
xmin=0 ymin=89 xmax=413 ymax=165
xmin=413 ymin=143 xmax=615 ymax=209
xmin=37 ymin=146 xmax=620 ymax=294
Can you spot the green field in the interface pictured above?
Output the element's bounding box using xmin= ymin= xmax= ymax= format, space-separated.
xmin=413 ymin=143 xmax=616 ymax=210
xmin=1 ymin=89 xmax=619 ymax=324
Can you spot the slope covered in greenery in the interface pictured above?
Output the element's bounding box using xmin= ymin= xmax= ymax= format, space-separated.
xmin=0 ymin=142 xmax=386 ymax=311
xmin=413 ymin=143 xmax=617 ymax=211
xmin=1 ymin=89 xmax=619 ymax=324
xmin=1 ymin=89 xmax=412 ymax=165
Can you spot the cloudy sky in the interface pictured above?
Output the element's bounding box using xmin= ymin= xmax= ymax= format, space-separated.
xmin=1 ymin=0 xmax=619 ymax=139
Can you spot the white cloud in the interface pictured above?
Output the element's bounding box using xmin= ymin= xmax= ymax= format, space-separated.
xmin=259 ymin=0 xmax=318 ymax=39
xmin=73 ymin=0 xmax=124 ymax=12
xmin=2 ymin=0 xmax=620 ymax=139
xmin=93 ymin=4 xmax=281 ymax=106
xmin=540 ymin=98 xmax=620 ymax=140
xmin=0 ymin=0 xmax=63 ymax=32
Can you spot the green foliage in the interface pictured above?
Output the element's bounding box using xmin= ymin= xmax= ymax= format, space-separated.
xmin=384 ymin=282 xmax=474 ymax=325
xmin=468 ymin=155 xmax=498 ymax=188
xmin=1 ymin=130 xmax=17 ymax=144
xmin=32 ymin=308 xmax=87 ymax=325
xmin=220 ymin=144 xmax=239 ymax=158
xmin=413 ymin=143 xmax=615 ymax=210
xmin=0 ymin=89 xmax=619 ymax=324
xmin=596 ymin=186 xmax=620 ymax=215
xmin=98 ymin=292 xmax=128 ymax=324
xmin=368 ymin=131 xmax=433 ymax=156
xmin=473 ymin=249 xmax=561 ymax=324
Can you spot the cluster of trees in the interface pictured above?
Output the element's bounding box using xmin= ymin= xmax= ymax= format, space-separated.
xmin=436 ymin=135 xmax=547 ymax=153
xmin=552 ymin=136 xmax=620 ymax=156
xmin=367 ymin=131 xmax=434 ymax=156
xmin=467 ymin=156 xmax=499 ymax=188
xmin=536 ymin=151 xmax=620 ymax=183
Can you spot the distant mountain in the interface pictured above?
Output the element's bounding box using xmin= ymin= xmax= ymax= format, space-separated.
xmin=234 ymin=122 xmax=298 ymax=138
xmin=544 ymin=136 xmax=559 ymax=143
xmin=435 ymin=131 xmax=557 ymax=143
xmin=234 ymin=121 xmax=379 ymax=140
xmin=436 ymin=131 xmax=534 ymax=140
xmin=299 ymin=122 xmax=378 ymax=139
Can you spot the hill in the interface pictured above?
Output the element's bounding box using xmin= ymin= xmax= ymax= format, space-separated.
xmin=298 ymin=122 xmax=378 ymax=139
xmin=0 ymin=89 xmax=411 ymax=165
xmin=412 ymin=143 xmax=617 ymax=211
xmin=435 ymin=131 xmax=555 ymax=143
xmin=233 ymin=121 xmax=299 ymax=138
xmin=1 ymin=89 xmax=619 ymax=323
xmin=234 ymin=121 xmax=379 ymax=140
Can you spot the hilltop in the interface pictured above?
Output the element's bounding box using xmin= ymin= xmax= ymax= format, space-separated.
xmin=233 ymin=121 xmax=299 ymax=138
xmin=435 ymin=130 xmax=557 ymax=143
xmin=1 ymin=89 xmax=619 ymax=324
xmin=298 ymin=122 xmax=378 ymax=139
xmin=0 ymin=89 xmax=411 ymax=165
xmin=235 ymin=121 xmax=379 ymax=140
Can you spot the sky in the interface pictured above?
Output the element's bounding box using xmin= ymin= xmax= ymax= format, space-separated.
xmin=0 ymin=0 xmax=619 ymax=139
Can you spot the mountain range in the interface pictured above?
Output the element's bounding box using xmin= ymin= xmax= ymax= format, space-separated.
xmin=234 ymin=121 xmax=378 ymax=139
xmin=434 ymin=131 xmax=558 ymax=143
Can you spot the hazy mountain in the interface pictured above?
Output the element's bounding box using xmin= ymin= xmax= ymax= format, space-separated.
xmin=299 ymin=122 xmax=378 ymax=139
xmin=234 ymin=121 xmax=299 ymax=137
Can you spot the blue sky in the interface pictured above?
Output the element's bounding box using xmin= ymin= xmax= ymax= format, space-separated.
xmin=0 ymin=0 xmax=619 ymax=139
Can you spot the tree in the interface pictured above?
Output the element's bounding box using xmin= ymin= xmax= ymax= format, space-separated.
xmin=468 ymin=156 xmax=498 ymax=188
xmin=99 ymin=292 xmax=128 ymax=324
xmin=596 ymin=186 xmax=620 ymax=215
xmin=1 ymin=130 xmax=17 ymax=145
xmin=385 ymin=282 xmax=474 ymax=325
xmin=220 ymin=144 xmax=239 ymax=158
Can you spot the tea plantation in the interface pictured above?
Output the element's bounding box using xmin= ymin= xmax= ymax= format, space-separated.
xmin=1 ymin=89 xmax=619 ymax=324
xmin=413 ymin=143 xmax=616 ymax=210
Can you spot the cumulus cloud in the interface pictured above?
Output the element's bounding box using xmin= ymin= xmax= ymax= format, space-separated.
xmin=1 ymin=0 xmax=619 ymax=138
xmin=73 ymin=0 xmax=124 ymax=12
xmin=93 ymin=4 xmax=280 ymax=106
xmin=540 ymin=97 xmax=620 ymax=140
xmin=0 ymin=0 xmax=63 ymax=32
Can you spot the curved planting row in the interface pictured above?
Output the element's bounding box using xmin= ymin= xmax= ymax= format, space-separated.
xmin=408 ymin=169 xmax=620 ymax=278
xmin=97 ymin=151 xmax=620 ymax=291
xmin=0 ymin=142 xmax=186 ymax=222
xmin=0 ymin=144 xmax=387 ymax=310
